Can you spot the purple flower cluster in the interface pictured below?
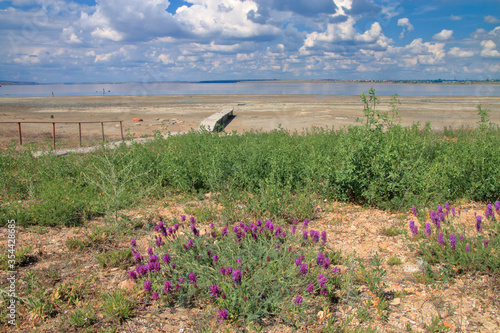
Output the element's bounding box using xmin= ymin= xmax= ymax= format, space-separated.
xmin=424 ymin=222 xmax=432 ymax=236
xmin=299 ymin=263 xmax=308 ymax=276
xmin=209 ymin=284 xmax=220 ymax=297
xmin=476 ymin=216 xmax=483 ymax=231
xmin=218 ymin=308 xmax=228 ymax=322
xmin=317 ymin=274 xmax=327 ymax=288
xmin=409 ymin=220 xmax=418 ymax=236
xmin=293 ymin=295 xmax=303 ymax=305
xmin=449 ymin=233 xmax=456 ymax=250
xmin=232 ymin=269 xmax=242 ymax=285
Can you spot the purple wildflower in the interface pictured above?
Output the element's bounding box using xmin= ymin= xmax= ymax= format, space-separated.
xmin=174 ymin=223 xmax=179 ymax=231
xmin=485 ymin=204 xmax=493 ymax=219
xmin=323 ymin=258 xmax=331 ymax=269
xmin=218 ymin=308 xmax=228 ymax=322
xmin=136 ymin=265 xmax=148 ymax=276
xmin=148 ymin=261 xmax=160 ymax=272
xmin=172 ymin=264 xmax=176 ymax=269
xmin=295 ymin=257 xmax=302 ymax=266
xmin=188 ymin=273 xmax=197 ymax=284
xmin=303 ymin=219 xmax=309 ymax=227
xmin=265 ymin=220 xmax=274 ymax=231
xmin=211 ymin=231 xmax=217 ymax=238
xmin=149 ymin=254 xmax=159 ymax=262
xmin=449 ymin=233 xmax=456 ymax=250
xmin=196 ymin=255 xmax=200 ymax=260
xmin=232 ymin=269 xmax=242 ymax=285
xmin=207 ymin=250 xmax=211 ymax=256
xmin=465 ymin=245 xmax=470 ymax=253
xmin=451 ymin=207 xmax=456 ymax=217
xmin=293 ymin=295 xmax=303 ymax=305
xmin=221 ymin=293 xmax=226 ymax=299
xmin=256 ymin=219 xmax=262 ymax=226
xmin=425 ymin=223 xmax=432 ymax=236
xmin=147 ymin=247 xmax=154 ymax=256
xmin=128 ymin=271 xmax=137 ymax=280
xmin=163 ymin=280 xmax=173 ymax=293
xmin=226 ymin=267 xmax=233 ymax=275
xmin=220 ymin=267 xmax=226 ymax=275
xmin=237 ymin=258 xmax=242 ymax=265
xmin=222 ymin=227 xmax=228 ymax=236
xmin=152 ymin=292 xmax=159 ymax=300
xmin=163 ymin=254 xmax=171 ymax=264
xmin=318 ymin=274 xmax=327 ymax=288
xmin=212 ymin=255 xmax=219 ymax=262
xmin=130 ymin=238 xmax=137 ymax=247
xmin=291 ymin=225 xmax=296 ymax=234
xmin=293 ymin=220 xmax=297 ymax=224
xmin=181 ymin=215 xmax=186 ymax=221
xmin=438 ymin=233 xmax=445 ymax=246
xmin=476 ymin=216 xmax=482 ymax=231
xmin=445 ymin=202 xmax=450 ymax=211
xmin=484 ymin=239 xmax=489 ymax=248
xmin=210 ymin=223 xmax=214 ymax=229
xmin=299 ymin=263 xmax=308 ymax=276
xmin=302 ymin=230 xmax=308 ymax=240
xmin=311 ymin=230 xmax=320 ymax=242
xmin=437 ymin=205 xmax=443 ymax=213
xmin=321 ymin=289 xmax=328 ymax=296
xmin=266 ymin=256 xmax=271 ymax=261
xmin=190 ymin=217 xmax=195 ymax=224
xmin=209 ymin=284 xmax=219 ymax=297
xmin=134 ymin=252 xmax=143 ymax=263
xmin=307 ymin=284 xmax=315 ymax=294
xmin=275 ymin=226 xmax=281 ymax=237
xmin=185 ymin=240 xmax=194 ymax=249
xmin=412 ymin=206 xmax=417 ymax=215
xmin=275 ymin=244 xmax=280 ymax=249
xmin=495 ymin=201 xmax=500 ymax=212
xmin=317 ymin=253 xmax=325 ymax=265
xmin=144 ymin=280 xmax=152 ymax=292
xmin=332 ymin=267 xmax=341 ymax=274
xmin=321 ymin=231 xmax=327 ymax=244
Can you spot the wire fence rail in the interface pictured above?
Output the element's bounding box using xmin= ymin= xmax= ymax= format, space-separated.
xmin=0 ymin=121 xmax=124 ymax=150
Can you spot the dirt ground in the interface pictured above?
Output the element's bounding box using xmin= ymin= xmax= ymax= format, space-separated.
xmin=1 ymin=94 xmax=500 ymax=147
xmin=1 ymin=199 xmax=499 ymax=332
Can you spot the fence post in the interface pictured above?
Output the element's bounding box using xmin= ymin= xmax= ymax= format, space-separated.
xmin=120 ymin=121 xmax=124 ymax=140
xmin=79 ymin=122 xmax=82 ymax=147
xmin=18 ymin=122 xmax=22 ymax=145
xmin=101 ymin=122 xmax=105 ymax=141
xmin=52 ymin=122 xmax=56 ymax=150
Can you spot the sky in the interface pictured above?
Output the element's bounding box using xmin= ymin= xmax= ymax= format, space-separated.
xmin=0 ymin=0 xmax=499 ymax=83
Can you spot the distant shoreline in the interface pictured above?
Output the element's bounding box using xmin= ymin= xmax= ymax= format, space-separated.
xmin=1 ymin=79 xmax=499 ymax=86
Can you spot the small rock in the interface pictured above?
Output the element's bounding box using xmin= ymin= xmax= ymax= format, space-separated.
xmin=390 ymin=298 xmax=401 ymax=306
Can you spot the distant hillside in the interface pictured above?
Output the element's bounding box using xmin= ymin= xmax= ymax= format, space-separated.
xmin=0 ymin=81 xmax=37 ymax=85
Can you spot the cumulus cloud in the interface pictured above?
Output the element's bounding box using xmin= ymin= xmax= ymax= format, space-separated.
xmin=485 ymin=15 xmax=500 ymax=24
xmin=433 ymin=29 xmax=453 ymax=41
xmin=481 ymin=40 xmax=500 ymax=57
xmin=448 ymin=47 xmax=474 ymax=57
xmin=397 ymin=17 xmax=414 ymax=38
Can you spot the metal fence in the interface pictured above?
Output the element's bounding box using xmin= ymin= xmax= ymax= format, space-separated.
xmin=0 ymin=121 xmax=124 ymax=150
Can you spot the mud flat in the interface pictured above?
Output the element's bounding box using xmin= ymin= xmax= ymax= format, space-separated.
xmin=1 ymin=94 xmax=500 ymax=146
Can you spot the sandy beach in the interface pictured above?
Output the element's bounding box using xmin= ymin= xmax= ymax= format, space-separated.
xmin=1 ymin=94 xmax=500 ymax=147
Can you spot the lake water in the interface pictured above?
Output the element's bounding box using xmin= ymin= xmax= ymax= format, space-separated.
xmin=1 ymin=81 xmax=499 ymax=97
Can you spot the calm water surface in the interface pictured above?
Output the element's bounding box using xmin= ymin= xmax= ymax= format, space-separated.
xmin=1 ymin=82 xmax=499 ymax=97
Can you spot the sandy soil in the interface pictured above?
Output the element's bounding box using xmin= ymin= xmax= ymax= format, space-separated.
xmin=1 ymin=94 xmax=500 ymax=147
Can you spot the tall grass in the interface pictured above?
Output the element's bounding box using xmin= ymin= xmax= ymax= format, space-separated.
xmin=1 ymin=98 xmax=499 ymax=227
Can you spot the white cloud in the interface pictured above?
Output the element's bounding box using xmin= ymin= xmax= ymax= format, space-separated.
xmin=481 ymin=40 xmax=500 ymax=57
xmin=448 ymin=47 xmax=474 ymax=58
xmin=485 ymin=15 xmax=500 ymax=24
xmin=397 ymin=17 xmax=414 ymax=38
xmin=450 ymin=15 xmax=461 ymax=21
xmin=433 ymin=29 xmax=453 ymax=41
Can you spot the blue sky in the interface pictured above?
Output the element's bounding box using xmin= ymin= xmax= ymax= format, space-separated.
xmin=0 ymin=0 xmax=499 ymax=83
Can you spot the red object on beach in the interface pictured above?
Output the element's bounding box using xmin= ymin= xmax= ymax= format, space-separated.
xmin=133 ymin=118 xmax=143 ymax=122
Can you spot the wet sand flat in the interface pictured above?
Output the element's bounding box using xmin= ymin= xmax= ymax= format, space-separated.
xmin=1 ymin=94 xmax=500 ymax=146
